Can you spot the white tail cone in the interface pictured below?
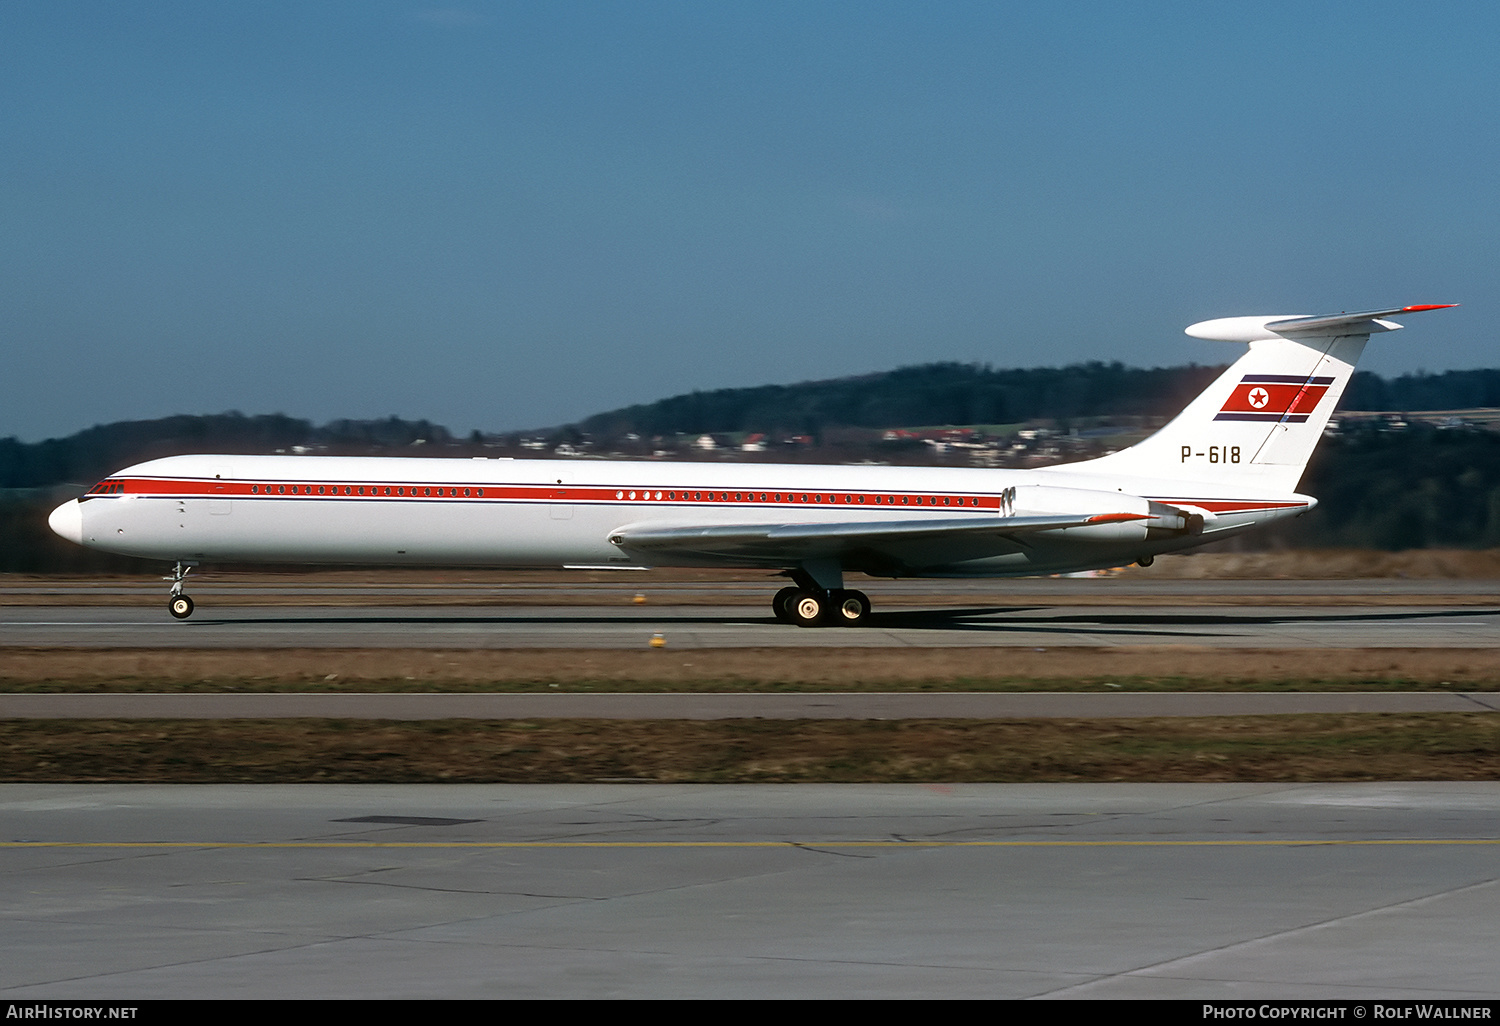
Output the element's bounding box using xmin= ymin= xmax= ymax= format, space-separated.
xmin=48 ymin=500 xmax=83 ymax=545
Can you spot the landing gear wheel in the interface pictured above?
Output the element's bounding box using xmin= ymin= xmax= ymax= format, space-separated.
xmin=790 ymin=590 xmax=827 ymax=628
xmin=163 ymin=562 xmax=199 ymax=620
xmin=772 ymin=586 xmax=800 ymax=623
xmin=832 ymin=589 xmax=871 ymax=626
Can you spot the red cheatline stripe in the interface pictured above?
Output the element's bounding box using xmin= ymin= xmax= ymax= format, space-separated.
xmin=93 ymin=480 xmax=1310 ymax=517
xmin=93 ymin=479 xmax=1309 ymax=518
xmin=1151 ymin=499 xmax=1308 ymax=513
xmin=104 ymin=478 xmax=1004 ymax=510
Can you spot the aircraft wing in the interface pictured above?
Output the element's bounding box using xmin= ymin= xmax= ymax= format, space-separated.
xmin=610 ymin=512 xmax=1151 ymax=568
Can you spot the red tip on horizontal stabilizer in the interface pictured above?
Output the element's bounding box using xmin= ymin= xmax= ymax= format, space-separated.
xmin=1400 ymin=304 xmax=1459 ymax=312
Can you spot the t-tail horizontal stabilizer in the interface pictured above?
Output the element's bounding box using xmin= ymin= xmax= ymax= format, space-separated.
xmin=1076 ymin=303 xmax=1456 ymax=494
xmin=1185 ymin=304 xmax=1458 ymax=343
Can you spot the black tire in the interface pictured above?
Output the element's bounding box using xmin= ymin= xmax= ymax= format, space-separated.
xmin=169 ymin=595 xmax=194 ymax=620
xmin=832 ymin=589 xmax=871 ymax=626
xmin=772 ymin=586 xmax=800 ymax=623
xmin=790 ymin=590 xmax=827 ymax=627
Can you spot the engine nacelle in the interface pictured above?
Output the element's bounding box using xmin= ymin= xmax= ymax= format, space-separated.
xmin=1011 ymin=485 xmax=1198 ymax=543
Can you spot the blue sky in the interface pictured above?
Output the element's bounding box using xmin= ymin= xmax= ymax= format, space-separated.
xmin=3 ymin=2 xmax=1494 ymax=441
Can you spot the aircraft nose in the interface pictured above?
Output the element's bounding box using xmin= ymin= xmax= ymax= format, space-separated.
xmin=48 ymin=499 xmax=84 ymax=545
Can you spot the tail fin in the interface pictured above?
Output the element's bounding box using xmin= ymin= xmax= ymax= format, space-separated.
xmin=1078 ymin=305 xmax=1455 ymax=494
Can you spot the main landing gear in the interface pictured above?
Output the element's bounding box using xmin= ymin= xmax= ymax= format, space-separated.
xmin=772 ymin=584 xmax=872 ymax=627
xmin=165 ymin=561 xmax=198 ymax=619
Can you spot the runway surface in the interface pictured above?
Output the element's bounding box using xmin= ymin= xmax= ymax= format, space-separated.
xmin=6 ymin=577 xmax=1499 ymax=600
xmin=3 ymin=783 xmax=1497 ymax=999
xmin=4 ymin=601 xmax=1499 ymax=649
xmin=5 ymin=690 xmax=1499 ymax=719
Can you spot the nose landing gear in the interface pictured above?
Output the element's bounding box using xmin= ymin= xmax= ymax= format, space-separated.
xmin=164 ymin=561 xmax=198 ymax=619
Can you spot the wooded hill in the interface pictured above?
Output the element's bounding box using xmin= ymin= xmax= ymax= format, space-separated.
xmin=576 ymin=364 xmax=1500 ymax=440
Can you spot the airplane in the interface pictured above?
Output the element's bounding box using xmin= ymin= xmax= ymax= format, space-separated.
xmin=48 ymin=304 xmax=1454 ymax=626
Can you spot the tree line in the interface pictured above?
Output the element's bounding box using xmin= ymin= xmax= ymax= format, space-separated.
xmin=577 ymin=365 xmax=1500 ymax=440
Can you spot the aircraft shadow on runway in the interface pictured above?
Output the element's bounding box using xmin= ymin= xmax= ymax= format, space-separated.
xmin=198 ymin=605 xmax=1499 ymax=640
xmin=863 ymin=605 xmax=1500 ymax=638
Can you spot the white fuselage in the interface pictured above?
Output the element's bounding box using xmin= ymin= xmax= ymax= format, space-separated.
xmin=56 ymin=453 xmax=1310 ymax=579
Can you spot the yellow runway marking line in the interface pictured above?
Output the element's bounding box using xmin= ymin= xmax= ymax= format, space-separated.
xmin=4 ymin=839 xmax=1499 ymax=849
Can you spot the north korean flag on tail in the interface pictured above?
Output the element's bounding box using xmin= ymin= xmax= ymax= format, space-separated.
xmin=1214 ymin=374 xmax=1333 ymax=423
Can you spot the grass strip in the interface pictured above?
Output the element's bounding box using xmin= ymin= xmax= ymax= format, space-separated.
xmin=3 ymin=646 xmax=1499 ymax=692
xmin=5 ymin=714 xmax=1497 ymax=783
xmin=4 ymin=677 xmax=1497 ymax=694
